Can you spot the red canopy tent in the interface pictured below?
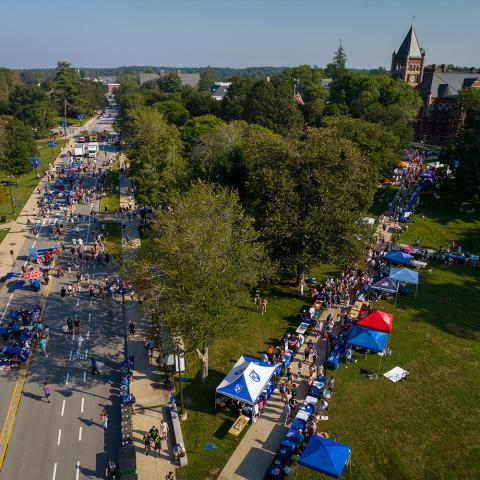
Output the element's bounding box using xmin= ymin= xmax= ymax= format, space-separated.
xmin=357 ymin=310 xmax=393 ymax=333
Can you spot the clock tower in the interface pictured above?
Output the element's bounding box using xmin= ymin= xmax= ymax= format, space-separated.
xmin=391 ymin=25 xmax=425 ymax=87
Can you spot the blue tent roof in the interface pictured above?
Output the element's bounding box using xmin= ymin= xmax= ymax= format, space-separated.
xmin=384 ymin=250 xmax=413 ymax=265
xmin=389 ymin=267 xmax=419 ymax=285
xmin=299 ymin=434 xmax=351 ymax=479
xmin=216 ymin=355 xmax=277 ymax=405
xmin=370 ymin=276 xmax=398 ymax=294
xmin=347 ymin=326 xmax=389 ymax=353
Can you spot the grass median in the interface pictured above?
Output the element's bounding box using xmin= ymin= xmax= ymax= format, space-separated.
xmin=100 ymin=157 xmax=120 ymax=214
xmin=103 ymin=221 xmax=122 ymax=264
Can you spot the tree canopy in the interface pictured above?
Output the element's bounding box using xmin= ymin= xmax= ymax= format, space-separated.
xmin=126 ymin=182 xmax=271 ymax=380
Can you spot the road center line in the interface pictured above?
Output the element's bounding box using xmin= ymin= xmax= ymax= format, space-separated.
xmin=78 ymin=427 xmax=82 ymax=441
xmin=76 ymin=461 xmax=80 ymax=480
xmin=65 ymin=372 xmax=69 ymax=385
xmin=88 ymin=313 xmax=91 ymax=323
xmin=69 ymin=350 xmax=73 ymax=361
xmin=86 ymin=330 xmax=90 ymax=340
xmin=61 ymin=400 xmax=65 ymax=417
xmin=83 ymin=370 xmax=86 ymax=383
xmin=57 ymin=429 xmax=62 ymax=446
xmin=52 ymin=462 xmax=57 ymax=480
xmin=80 ymin=397 xmax=84 ymax=413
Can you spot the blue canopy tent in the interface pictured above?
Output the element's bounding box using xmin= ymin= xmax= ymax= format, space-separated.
xmin=384 ymin=250 xmax=413 ymax=266
xmin=389 ymin=267 xmax=419 ymax=298
xmin=347 ymin=326 xmax=389 ymax=353
xmin=370 ymin=276 xmax=399 ymax=294
xmin=215 ymin=355 xmax=277 ymax=406
xmin=298 ymin=434 xmax=351 ymax=479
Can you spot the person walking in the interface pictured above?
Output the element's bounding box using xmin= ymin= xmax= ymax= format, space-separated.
xmin=101 ymin=409 xmax=108 ymax=429
xmin=60 ymin=286 xmax=66 ymax=301
xmin=154 ymin=435 xmax=162 ymax=457
xmin=143 ymin=433 xmax=152 ymax=456
xmin=165 ymin=472 xmax=175 ymax=480
xmin=39 ymin=337 xmax=48 ymax=357
xmin=282 ymin=401 xmax=291 ymax=426
xmin=91 ymin=357 xmax=100 ymax=375
xmin=160 ymin=419 xmax=169 ymax=448
xmin=296 ymin=360 xmax=303 ymax=380
xmin=43 ymin=382 xmax=51 ymax=403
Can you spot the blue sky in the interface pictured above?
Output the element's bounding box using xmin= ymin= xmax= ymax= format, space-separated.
xmin=1 ymin=0 xmax=478 ymax=69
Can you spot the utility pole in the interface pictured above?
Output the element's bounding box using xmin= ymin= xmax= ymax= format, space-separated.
xmin=63 ymin=98 xmax=68 ymax=145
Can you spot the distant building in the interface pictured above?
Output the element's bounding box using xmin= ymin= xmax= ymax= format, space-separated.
xmin=211 ymin=82 xmax=231 ymax=101
xmin=391 ymin=26 xmax=480 ymax=143
xmin=97 ymin=76 xmax=118 ymax=85
xmin=139 ymin=70 xmax=200 ymax=88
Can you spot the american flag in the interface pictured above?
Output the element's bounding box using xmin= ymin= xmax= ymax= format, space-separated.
xmin=294 ymin=93 xmax=304 ymax=105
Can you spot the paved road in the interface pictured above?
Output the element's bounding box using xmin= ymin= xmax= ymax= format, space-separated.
xmin=0 ymin=99 xmax=125 ymax=479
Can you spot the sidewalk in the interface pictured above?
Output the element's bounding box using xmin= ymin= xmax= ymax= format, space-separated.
xmin=218 ymin=306 xmax=338 ymax=480
xmin=119 ymin=162 xmax=176 ymax=479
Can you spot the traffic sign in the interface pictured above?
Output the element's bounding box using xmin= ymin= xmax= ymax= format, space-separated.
xmin=47 ymin=140 xmax=56 ymax=147
xmin=30 ymin=158 xmax=40 ymax=167
xmin=77 ymin=113 xmax=84 ymax=120
xmin=61 ymin=121 xmax=69 ymax=128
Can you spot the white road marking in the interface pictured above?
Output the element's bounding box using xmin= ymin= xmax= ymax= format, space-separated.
xmin=83 ymin=370 xmax=86 ymax=383
xmin=57 ymin=429 xmax=62 ymax=446
xmin=85 ymin=348 xmax=88 ymax=358
xmin=81 ymin=397 xmax=84 ymax=413
xmin=52 ymin=462 xmax=57 ymax=480
xmin=86 ymin=330 xmax=90 ymax=340
xmin=61 ymin=400 xmax=66 ymax=417
xmin=69 ymin=350 xmax=73 ymax=361
xmin=78 ymin=427 xmax=82 ymax=441
xmin=76 ymin=298 xmax=80 ymax=306
xmin=65 ymin=372 xmax=69 ymax=385
xmin=75 ymin=461 xmax=80 ymax=480
xmin=88 ymin=313 xmax=91 ymax=323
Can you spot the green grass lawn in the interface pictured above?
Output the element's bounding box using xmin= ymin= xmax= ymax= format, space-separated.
xmin=400 ymin=192 xmax=480 ymax=252
xmin=0 ymin=228 xmax=9 ymax=245
xmin=297 ymin=264 xmax=480 ymax=480
xmin=100 ymin=157 xmax=120 ymax=214
xmin=0 ymin=138 xmax=67 ymax=221
xmin=103 ymin=221 xmax=122 ymax=264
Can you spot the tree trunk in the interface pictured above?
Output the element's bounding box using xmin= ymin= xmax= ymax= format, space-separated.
xmin=296 ymin=265 xmax=305 ymax=291
xmin=196 ymin=345 xmax=209 ymax=383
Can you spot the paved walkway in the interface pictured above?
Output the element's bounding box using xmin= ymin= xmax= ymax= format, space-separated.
xmin=218 ymin=306 xmax=337 ymax=480
xmin=119 ymin=159 xmax=176 ymax=479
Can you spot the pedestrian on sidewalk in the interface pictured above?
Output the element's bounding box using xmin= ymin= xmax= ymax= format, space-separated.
xmin=91 ymin=357 xmax=100 ymax=375
xmin=312 ymin=348 xmax=318 ymax=366
xmin=165 ymin=472 xmax=175 ymax=480
xmin=160 ymin=419 xmax=169 ymax=447
xmin=43 ymin=382 xmax=51 ymax=403
xmin=101 ymin=409 xmax=108 ymax=429
xmin=39 ymin=337 xmax=48 ymax=357
xmin=296 ymin=360 xmax=303 ymax=380
xmin=143 ymin=434 xmax=152 ymax=456
xmin=282 ymin=401 xmax=291 ymax=426
xmin=154 ymin=436 xmax=162 ymax=457
xmin=60 ymin=286 xmax=66 ymax=301
xmin=304 ymin=346 xmax=311 ymax=364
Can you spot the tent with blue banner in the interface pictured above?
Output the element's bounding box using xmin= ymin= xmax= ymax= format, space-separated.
xmin=370 ymin=276 xmax=398 ymax=294
xmin=299 ymin=434 xmax=351 ymax=479
xmin=347 ymin=326 xmax=388 ymax=353
xmin=384 ymin=250 xmax=413 ymax=266
xmin=215 ymin=355 xmax=277 ymax=405
xmin=389 ymin=267 xmax=419 ymax=298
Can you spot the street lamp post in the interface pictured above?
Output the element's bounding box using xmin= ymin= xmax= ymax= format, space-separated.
xmin=175 ymin=343 xmax=187 ymax=420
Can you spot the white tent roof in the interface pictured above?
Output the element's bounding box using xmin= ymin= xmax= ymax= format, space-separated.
xmin=216 ymin=355 xmax=277 ymax=405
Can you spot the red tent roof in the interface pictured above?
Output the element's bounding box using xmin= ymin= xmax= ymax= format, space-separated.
xmin=357 ymin=310 xmax=393 ymax=333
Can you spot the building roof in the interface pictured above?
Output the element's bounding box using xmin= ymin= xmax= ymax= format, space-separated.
xmin=97 ymin=76 xmax=118 ymax=84
xmin=395 ymin=26 xmax=423 ymax=59
xmin=211 ymin=84 xmax=229 ymax=100
xmin=418 ymin=70 xmax=480 ymax=99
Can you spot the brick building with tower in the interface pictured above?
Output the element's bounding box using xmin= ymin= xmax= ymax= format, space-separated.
xmin=391 ymin=26 xmax=480 ymax=143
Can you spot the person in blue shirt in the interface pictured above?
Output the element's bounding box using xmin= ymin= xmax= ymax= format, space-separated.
xmin=91 ymin=357 xmax=100 ymax=375
xmin=294 ymin=429 xmax=304 ymax=449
